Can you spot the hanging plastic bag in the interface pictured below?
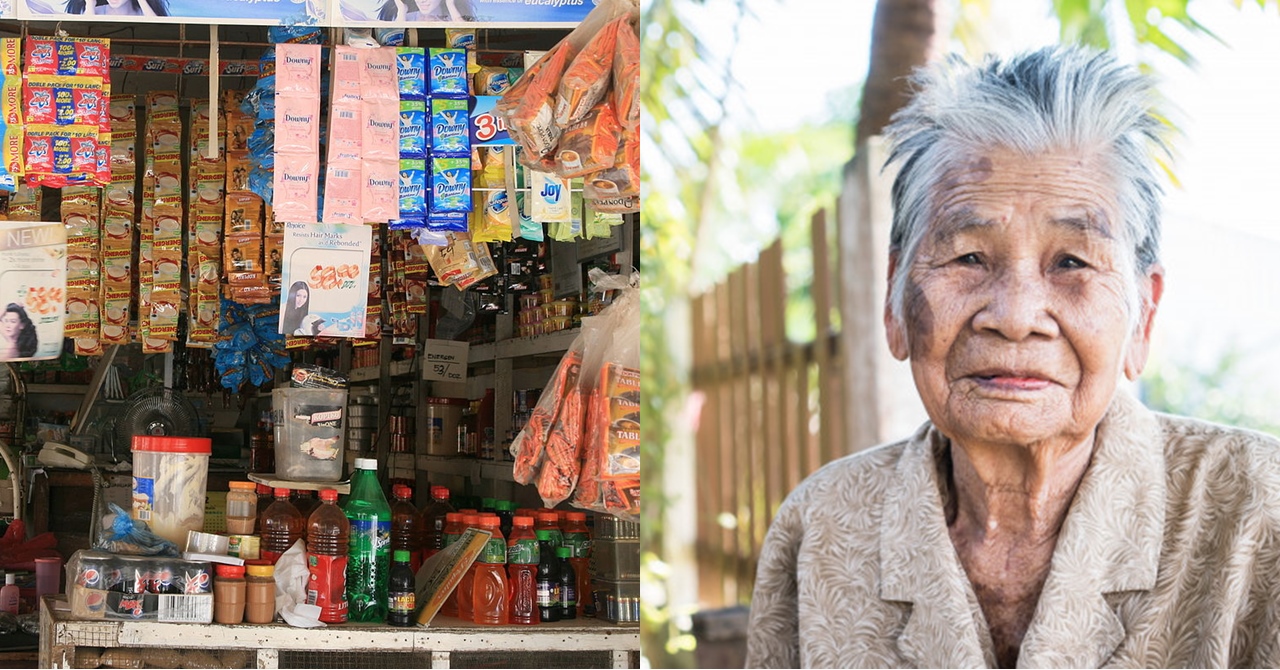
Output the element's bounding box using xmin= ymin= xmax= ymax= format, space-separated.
xmin=572 ymin=270 xmax=639 ymax=521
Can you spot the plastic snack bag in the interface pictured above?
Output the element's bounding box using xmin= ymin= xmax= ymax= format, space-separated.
xmin=554 ymin=16 xmax=625 ymax=127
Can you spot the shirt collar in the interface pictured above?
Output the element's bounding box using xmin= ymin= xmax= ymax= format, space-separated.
xmin=878 ymin=390 xmax=1166 ymax=667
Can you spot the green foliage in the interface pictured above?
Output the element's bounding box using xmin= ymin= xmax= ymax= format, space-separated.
xmin=1142 ymin=345 xmax=1280 ymax=437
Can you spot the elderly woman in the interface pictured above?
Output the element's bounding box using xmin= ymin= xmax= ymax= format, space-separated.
xmin=746 ymin=46 xmax=1280 ymax=668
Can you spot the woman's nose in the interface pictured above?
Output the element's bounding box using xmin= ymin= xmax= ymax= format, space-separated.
xmin=970 ymin=266 xmax=1060 ymax=341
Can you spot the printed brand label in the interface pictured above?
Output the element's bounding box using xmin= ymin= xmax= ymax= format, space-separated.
xmin=481 ymin=537 xmax=506 ymax=564
xmin=132 ymin=477 xmax=155 ymax=521
xmin=507 ymin=538 xmax=539 ymax=565
xmin=306 ymin=552 xmax=349 ymax=622
xmin=389 ymin=589 xmax=415 ymax=614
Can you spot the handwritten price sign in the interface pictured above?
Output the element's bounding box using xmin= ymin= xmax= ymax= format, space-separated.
xmin=422 ymin=339 xmax=469 ymax=383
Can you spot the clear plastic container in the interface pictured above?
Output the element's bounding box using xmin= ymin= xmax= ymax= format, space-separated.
xmin=272 ymin=387 xmax=347 ymax=481
xmin=131 ymin=437 xmax=212 ymax=546
xmin=225 ymin=481 xmax=258 ymax=535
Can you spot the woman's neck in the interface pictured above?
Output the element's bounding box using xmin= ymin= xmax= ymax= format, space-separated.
xmin=947 ymin=434 xmax=1094 ymax=542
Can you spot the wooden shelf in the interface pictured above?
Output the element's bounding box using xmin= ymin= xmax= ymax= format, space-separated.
xmin=467 ymin=329 xmax=580 ymax=365
xmin=24 ymin=384 xmax=91 ymax=395
xmin=41 ymin=596 xmax=639 ymax=669
xmin=415 ymin=455 xmax=517 ymax=484
xmin=350 ymin=359 xmax=415 ymax=382
xmin=247 ymin=473 xmax=351 ymax=494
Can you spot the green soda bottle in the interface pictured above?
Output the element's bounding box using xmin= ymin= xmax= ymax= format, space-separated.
xmin=344 ymin=458 xmax=392 ymax=622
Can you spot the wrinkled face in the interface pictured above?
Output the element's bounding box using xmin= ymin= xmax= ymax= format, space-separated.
xmin=885 ymin=148 xmax=1162 ymax=450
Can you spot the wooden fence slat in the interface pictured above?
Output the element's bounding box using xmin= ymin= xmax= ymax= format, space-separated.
xmin=811 ymin=209 xmax=835 ymax=465
xmin=691 ymin=292 xmax=718 ymax=607
xmin=759 ymin=241 xmax=786 ymax=521
xmin=688 ymin=206 xmax=857 ymax=606
xmin=715 ymin=279 xmax=737 ymax=606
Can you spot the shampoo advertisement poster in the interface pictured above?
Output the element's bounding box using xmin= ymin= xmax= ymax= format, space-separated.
xmin=279 ymin=222 xmax=372 ymax=339
xmin=0 ymin=221 xmax=67 ymax=362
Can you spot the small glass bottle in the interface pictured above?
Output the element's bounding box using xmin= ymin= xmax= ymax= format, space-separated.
xmin=244 ymin=561 xmax=276 ymax=624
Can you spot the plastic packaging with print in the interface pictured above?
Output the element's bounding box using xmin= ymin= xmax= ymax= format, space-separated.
xmin=278 ymin=222 xmax=372 ymax=339
xmin=0 ymin=221 xmax=67 ymax=362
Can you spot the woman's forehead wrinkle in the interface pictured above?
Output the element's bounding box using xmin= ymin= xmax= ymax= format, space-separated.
xmin=1048 ymin=214 xmax=1113 ymax=240
xmin=928 ymin=208 xmax=991 ymax=248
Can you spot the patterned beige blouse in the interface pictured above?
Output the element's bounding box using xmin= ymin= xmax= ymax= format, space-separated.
xmin=746 ymin=391 xmax=1280 ymax=668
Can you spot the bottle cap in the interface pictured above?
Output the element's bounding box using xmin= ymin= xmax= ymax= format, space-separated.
xmin=496 ymin=500 xmax=515 ymax=512
xmin=273 ymin=487 xmax=290 ymax=498
xmin=229 ymin=481 xmax=256 ymax=491
xmin=556 ymin=546 xmax=571 ymax=558
xmin=445 ymin=512 xmax=461 ymax=523
xmin=354 ymin=458 xmax=378 ymax=470
xmin=478 ymin=516 xmax=499 ymax=528
xmin=4 ymin=574 xmax=12 ymax=585
xmin=430 ymin=485 xmax=450 ymax=500
xmin=215 ymin=564 xmax=245 ymax=579
xmin=567 ymin=512 xmax=586 ymax=522
xmin=481 ymin=497 xmax=496 ymax=509
xmin=462 ymin=514 xmax=480 ymax=527
xmin=256 ymin=483 xmax=272 ymax=495
xmin=393 ymin=484 xmax=411 ymax=500
xmin=513 ymin=516 xmax=533 ymax=527
xmin=537 ymin=512 xmax=558 ymax=523
xmin=393 ymin=550 xmax=411 ymax=563
xmin=535 ymin=529 xmax=553 ymax=541
xmin=244 ymin=561 xmax=274 ymax=578
xmin=319 ymin=489 xmax=338 ymax=502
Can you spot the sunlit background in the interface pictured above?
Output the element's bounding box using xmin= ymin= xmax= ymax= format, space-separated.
xmin=640 ymin=1 xmax=1280 ymax=667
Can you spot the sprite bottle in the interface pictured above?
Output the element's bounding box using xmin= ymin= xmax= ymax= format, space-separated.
xmin=344 ymin=458 xmax=392 ymax=622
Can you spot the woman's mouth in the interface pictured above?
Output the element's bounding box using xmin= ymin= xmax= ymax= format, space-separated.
xmin=970 ymin=370 xmax=1054 ymax=391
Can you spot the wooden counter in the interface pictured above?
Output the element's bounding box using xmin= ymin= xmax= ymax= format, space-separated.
xmin=39 ymin=596 xmax=640 ymax=669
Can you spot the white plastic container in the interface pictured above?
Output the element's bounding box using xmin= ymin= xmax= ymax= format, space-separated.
xmin=273 ymin=387 xmax=347 ymax=481
xmin=131 ymin=436 xmax=212 ymax=546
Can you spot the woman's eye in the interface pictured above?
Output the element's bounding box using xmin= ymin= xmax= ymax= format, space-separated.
xmin=955 ymin=253 xmax=983 ymax=265
xmin=1056 ymin=255 xmax=1088 ymax=270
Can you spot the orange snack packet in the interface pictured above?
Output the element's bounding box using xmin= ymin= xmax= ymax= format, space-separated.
xmin=554 ymin=16 xmax=625 ymax=127
xmin=554 ymin=101 xmax=620 ymax=179
xmin=612 ymin=17 xmax=639 ymax=130
xmin=497 ymin=43 xmax=573 ymax=159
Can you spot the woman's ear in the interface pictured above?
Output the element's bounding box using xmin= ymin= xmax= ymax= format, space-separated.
xmin=1124 ymin=264 xmax=1164 ymax=380
xmin=884 ymin=252 xmax=909 ymax=361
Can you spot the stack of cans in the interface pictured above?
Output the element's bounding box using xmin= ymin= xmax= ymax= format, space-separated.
xmin=347 ymin=388 xmax=377 ymax=453
xmin=68 ymin=550 xmax=214 ymax=623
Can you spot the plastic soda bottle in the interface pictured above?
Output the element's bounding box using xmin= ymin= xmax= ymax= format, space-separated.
xmin=344 ymin=458 xmax=392 ymax=623
xmin=563 ymin=512 xmax=592 ymax=617
xmin=255 ymin=483 xmax=273 ymax=529
xmin=535 ymin=512 xmax=563 ymax=550
xmin=495 ymin=500 xmax=515 ymax=541
xmin=506 ymin=515 xmax=539 ymax=625
xmin=455 ymin=513 xmax=481 ymax=621
xmin=390 ymin=484 xmax=427 ymax=573
xmin=535 ymin=529 xmax=561 ymax=622
xmin=261 ymin=488 xmax=303 ymax=564
xmin=305 ymin=489 xmax=349 ymax=623
xmin=291 ymin=489 xmax=319 ymax=519
xmin=556 ymin=546 xmax=577 ymax=620
xmin=472 ymin=516 xmax=509 ymax=625
xmin=387 ymin=549 xmax=415 ymax=627
xmin=421 ymin=486 xmax=455 ymax=558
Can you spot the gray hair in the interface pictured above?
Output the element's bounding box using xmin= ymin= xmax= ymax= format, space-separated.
xmin=883 ymin=46 xmax=1169 ymax=325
